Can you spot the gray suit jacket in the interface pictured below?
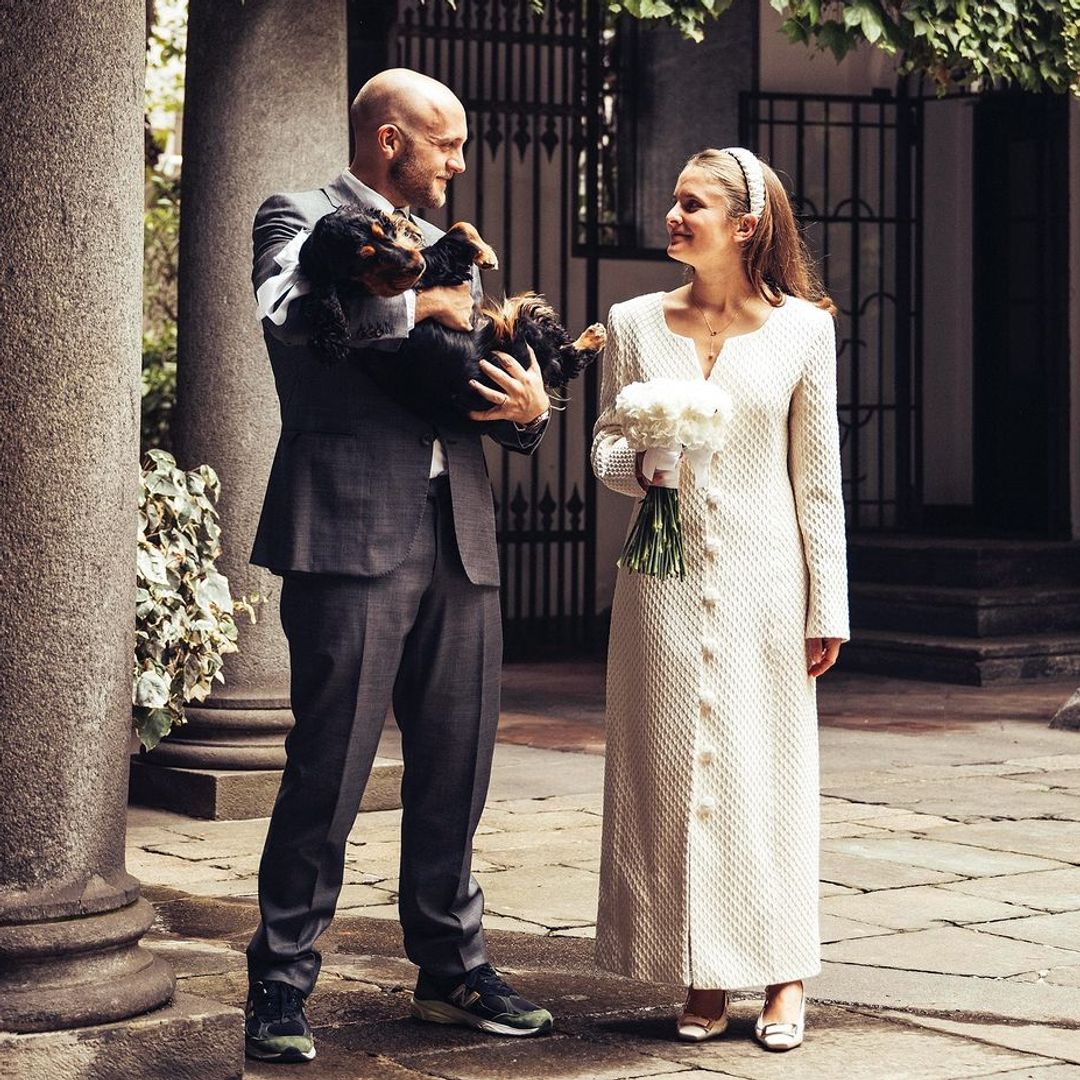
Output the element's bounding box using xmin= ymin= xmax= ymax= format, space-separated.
xmin=249 ymin=173 xmax=543 ymax=586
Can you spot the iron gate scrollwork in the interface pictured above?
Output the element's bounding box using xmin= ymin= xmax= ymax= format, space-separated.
xmin=396 ymin=0 xmax=601 ymax=656
xmin=741 ymin=90 xmax=924 ymax=531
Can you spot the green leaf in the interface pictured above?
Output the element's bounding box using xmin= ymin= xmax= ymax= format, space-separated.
xmin=134 ymin=669 xmax=171 ymax=708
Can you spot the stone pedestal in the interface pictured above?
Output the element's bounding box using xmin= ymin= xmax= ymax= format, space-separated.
xmin=0 ymin=3 xmax=236 ymax=1073
xmin=0 ymin=993 xmax=243 ymax=1080
xmin=138 ymin=0 xmax=351 ymax=814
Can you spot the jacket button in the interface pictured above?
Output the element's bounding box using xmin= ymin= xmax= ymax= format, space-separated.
xmin=419 ymin=434 xmax=434 ymax=447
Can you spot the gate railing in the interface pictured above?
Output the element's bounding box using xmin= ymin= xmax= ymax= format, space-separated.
xmin=396 ymin=0 xmax=601 ymax=655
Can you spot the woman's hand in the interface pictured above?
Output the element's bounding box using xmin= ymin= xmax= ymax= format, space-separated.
xmin=634 ymin=450 xmax=680 ymax=492
xmin=806 ymin=637 xmax=843 ymax=677
xmin=467 ymin=345 xmax=550 ymax=425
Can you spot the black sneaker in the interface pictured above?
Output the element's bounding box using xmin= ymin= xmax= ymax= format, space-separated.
xmin=411 ymin=962 xmax=554 ymax=1036
xmin=244 ymin=980 xmax=316 ymax=1063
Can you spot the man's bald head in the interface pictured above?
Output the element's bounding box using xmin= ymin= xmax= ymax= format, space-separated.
xmin=348 ymin=69 xmax=468 ymax=210
xmin=350 ymin=69 xmax=465 ymax=141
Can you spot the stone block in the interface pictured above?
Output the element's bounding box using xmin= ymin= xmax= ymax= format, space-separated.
xmin=129 ymin=756 xmax=403 ymax=820
xmin=0 ymin=991 xmax=242 ymax=1080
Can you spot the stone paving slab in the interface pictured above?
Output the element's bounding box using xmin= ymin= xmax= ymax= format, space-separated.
xmin=822 ymin=835 xmax=1068 ymax=877
xmin=819 ymin=913 xmax=894 ymax=943
xmin=975 ymin=909 xmax=1080 ymax=952
xmin=560 ymin=1005 xmax=1064 ymax=1080
xmin=823 ymin=924 xmax=1080 ymax=978
xmin=880 ymin=1011 xmax=1080 ymax=1066
xmin=475 ymin=865 xmax=600 ymax=928
xmin=405 ymin=1038 xmax=690 ymax=1080
xmin=819 ymin=850 xmax=965 ymax=890
xmin=821 ymin=776 xmax=1080 ymax=820
xmin=916 ymin=820 xmax=1080 ymax=864
xmin=974 ymin=1067 xmax=1080 ymax=1078
xmin=810 ymin=961 xmax=1080 ymax=1026
xmin=821 ymin=883 xmax=1040 ymax=931
xmin=938 ymin=867 xmax=1080 ymax=914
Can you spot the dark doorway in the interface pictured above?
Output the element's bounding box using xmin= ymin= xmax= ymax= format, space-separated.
xmin=972 ymin=92 xmax=1070 ymax=538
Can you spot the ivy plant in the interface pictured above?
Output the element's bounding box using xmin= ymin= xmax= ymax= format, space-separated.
xmin=134 ymin=450 xmax=260 ymax=750
xmin=517 ymin=0 xmax=1080 ymax=94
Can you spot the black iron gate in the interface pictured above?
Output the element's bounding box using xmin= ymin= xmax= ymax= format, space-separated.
xmin=396 ymin=0 xmax=602 ymax=656
xmin=741 ymin=90 xmax=924 ymax=531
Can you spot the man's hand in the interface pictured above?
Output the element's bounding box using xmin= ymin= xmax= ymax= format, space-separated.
xmin=415 ymin=283 xmax=474 ymax=332
xmin=467 ymin=345 xmax=550 ymax=425
xmin=806 ymin=637 xmax=843 ymax=677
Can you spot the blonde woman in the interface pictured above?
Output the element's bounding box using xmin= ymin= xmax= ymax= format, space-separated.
xmin=591 ymin=148 xmax=849 ymax=1052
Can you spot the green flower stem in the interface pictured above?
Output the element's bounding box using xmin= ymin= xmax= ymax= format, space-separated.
xmin=617 ymin=486 xmax=686 ymax=581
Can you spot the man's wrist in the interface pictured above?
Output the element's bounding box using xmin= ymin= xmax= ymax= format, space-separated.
xmin=514 ymin=408 xmax=550 ymax=434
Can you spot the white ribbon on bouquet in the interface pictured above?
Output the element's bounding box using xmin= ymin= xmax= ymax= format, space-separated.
xmin=640 ymin=446 xmax=715 ymax=490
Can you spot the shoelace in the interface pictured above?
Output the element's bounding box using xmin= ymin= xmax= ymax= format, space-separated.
xmin=466 ymin=963 xmax=516 ymax=999
xmin=255 ymin=981 xmax=305 ymax=1022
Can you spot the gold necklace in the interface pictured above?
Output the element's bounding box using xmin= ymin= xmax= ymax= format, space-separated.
xmin=690 ymin=296 xmax=744 ymax=365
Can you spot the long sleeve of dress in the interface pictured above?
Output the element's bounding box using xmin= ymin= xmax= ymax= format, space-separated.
xmin=591 ymin=306 xmax=645 ymax=498
xmin=788 ymin=311 xmax=850 ymax=640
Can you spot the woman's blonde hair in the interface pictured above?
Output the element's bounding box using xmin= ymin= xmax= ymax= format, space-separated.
xmin=684 ymin=149 xmax=835 ymax=315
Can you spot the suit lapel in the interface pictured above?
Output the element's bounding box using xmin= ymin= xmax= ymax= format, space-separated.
xmin=321 ymin=173 xmax=445 ymax=243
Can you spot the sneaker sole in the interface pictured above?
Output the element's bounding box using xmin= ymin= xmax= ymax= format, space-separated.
xmin=411 ymin=997 xmax=553 ymax=1037
xmin=245 ymin=1042 xmax=317 ymax=1063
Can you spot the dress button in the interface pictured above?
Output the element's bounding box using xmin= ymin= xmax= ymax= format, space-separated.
xmin=704 ymin=537 xmax=722 ymax=559
xmin=697 ymin=796 xmax=716 ymax=818
xmin=698 ymin=748 xmax=715 ymax=765
xmin=419 ymin=434 xmax=434 ymax=447
xmin=702 ymin=590 xmax=719 ymax=606
xmin=702 ymin=638 xmax=717 ymax=659
xmin=706 ymin=487 xmax=722 ymax=508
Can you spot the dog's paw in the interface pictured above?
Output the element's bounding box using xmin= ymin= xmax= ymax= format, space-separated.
xmin=448 ymin=222 xmax=500 ymax=271
xmin=572 ymin=323 xmax=606 ymax=352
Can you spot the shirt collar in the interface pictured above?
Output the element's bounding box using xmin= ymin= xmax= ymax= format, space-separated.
xmin=339 ymin=170 xmax=409 ymax=217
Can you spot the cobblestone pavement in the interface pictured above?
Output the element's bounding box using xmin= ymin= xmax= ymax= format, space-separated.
xmin=130 ymin=667 xmax=1080 ymax=1078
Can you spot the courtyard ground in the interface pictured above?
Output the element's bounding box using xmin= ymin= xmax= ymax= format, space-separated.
xmin=129 ymin=666 xmax=1080 ymax=1079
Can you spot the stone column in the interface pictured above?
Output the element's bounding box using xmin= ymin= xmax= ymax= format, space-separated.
xmin=0 ymin=3 xmax=238 ymax=1071
xmin=131 ymin=0 xmax=403 ymax=818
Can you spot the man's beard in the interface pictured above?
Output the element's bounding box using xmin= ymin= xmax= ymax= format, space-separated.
xmin=389 ymin=141 xmax=445 ymax=209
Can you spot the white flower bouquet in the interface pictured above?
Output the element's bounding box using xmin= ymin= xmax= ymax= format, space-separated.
xmin=613 ymin=378 xmax=733 ymax=580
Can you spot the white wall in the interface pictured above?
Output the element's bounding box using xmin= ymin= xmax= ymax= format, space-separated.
xmin=920 ymin=99 xmax=975 ymax=506
xmin=758 ymin=2 xmax=899 ymax=95
xmin=759 ymin=0 xmax=976 ymax=518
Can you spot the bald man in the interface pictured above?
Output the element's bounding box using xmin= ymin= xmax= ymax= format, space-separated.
xmin=244 ymin=70 xmax=553 ymax=1063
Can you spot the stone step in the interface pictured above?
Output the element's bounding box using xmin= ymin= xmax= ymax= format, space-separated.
xmin=842 ymin=629 xmax=1080 ymax=686
xmin=848 ymin=535 xmax=1080 ymax=588
xmin=851 ymin=583 xmax=1080 ymax=637
xmin=129 ymin=755 xmax=403 ymax=821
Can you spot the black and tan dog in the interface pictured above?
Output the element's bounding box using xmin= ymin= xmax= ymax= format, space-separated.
xmin=298 ymin=204 xmax=604 ymax=418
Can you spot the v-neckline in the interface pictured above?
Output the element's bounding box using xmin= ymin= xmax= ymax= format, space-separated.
xmin=655 ymin=292 xmax=777 ymax=380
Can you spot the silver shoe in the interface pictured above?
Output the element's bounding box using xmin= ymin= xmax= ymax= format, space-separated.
xmin=754 ymin=984 xmax=805 ymax=1051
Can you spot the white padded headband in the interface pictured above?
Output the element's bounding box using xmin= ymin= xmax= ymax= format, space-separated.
xmin=721 ymin=146 xmax=766 ymax=218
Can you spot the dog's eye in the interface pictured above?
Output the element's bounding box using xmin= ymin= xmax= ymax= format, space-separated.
xmin=358 ymin=245 xmax=376 ymax=258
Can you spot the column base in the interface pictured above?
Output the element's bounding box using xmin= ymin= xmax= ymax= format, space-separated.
xmin=0 ymin=991 xmax=243 ymax=1080
xmin=1050 ymin=689 xmax=1080 ymax=729
xmin=0 ymin=898 xmax=174 ymax=1033
xmin=129 ymin=757 xmax=404 ymax=820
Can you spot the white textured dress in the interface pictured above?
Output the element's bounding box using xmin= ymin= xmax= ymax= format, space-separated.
xmin=591 ymin=291 xmax=849 ymax=990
